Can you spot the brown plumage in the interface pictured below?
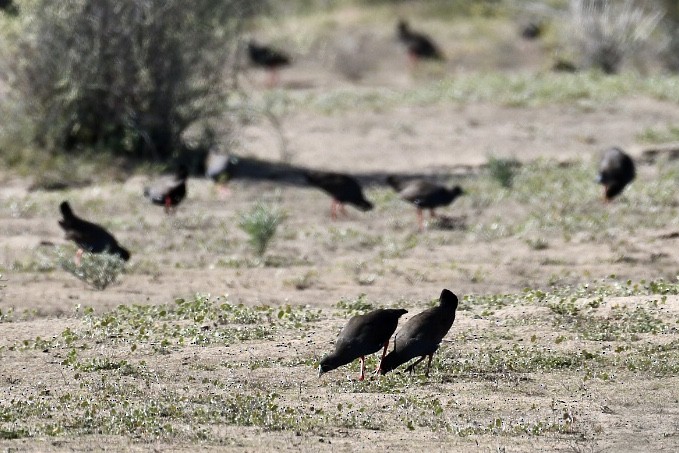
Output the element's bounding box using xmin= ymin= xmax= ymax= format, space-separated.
xmin=597 ymin=147 xmax=635 ymax=201
xmin=319 ymin=308 xmax=408 ymax=381
xmin=144 ymin=165 xmax=188 ymax=214
xmin=387 ymin=176 xmax=464 ymax=231
xmin=379 ymin=289 xmax=458 ymax=376
xmin=58 ymin=201 xmax=130 ymax=262
xmin=304 ymin=170 xmax=373 ymax=219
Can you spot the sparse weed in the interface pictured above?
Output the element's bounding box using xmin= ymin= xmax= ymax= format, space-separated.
xmin=57 ymin=249 xmax=126 ymax=290
xmin=487 ymin=155 xmax=519 ymax=188
xmin=238 ymin=202 xmax=285 ymax=256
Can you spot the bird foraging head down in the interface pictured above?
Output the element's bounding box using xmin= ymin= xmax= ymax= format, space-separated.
xmin=379 ymin=289 xmax=458 ymax=376
xmin=58 ymin=201 xmax=131 ymax=262
xmin=318 ymin=308 xmax=408 ymax=380
xmin=597 ymin=147 xmax=635 ymax=201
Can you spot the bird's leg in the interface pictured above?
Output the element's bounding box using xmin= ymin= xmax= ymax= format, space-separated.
xmin=339 ymin=203 xmax=348 ymax=217
xmin=75 ymin=248 xmax=84 ymax=266
xmin=358 ymin=356 xmax=365 ymax=381
xmin=266 ymin=69 xmax=280 ymax=88
xmin=331 ymin=200 xmax=338 ymax=220
xmin=404 ymin=355 xmax=427 ymax=374
xmin=217 ymin=184 xmax=232 ymax=198
xmin=424 ymin=353 xmax=434 ymax=377
xmin=164 ymin=196 xmax=171 ymax=214
xmin=375 ymin=341 xmax=389 ymax=374
xmin=408 ymin=52 xmax=419 ymax=71
xmin=602 ymin=186 xmax=610 ymax=204
xmin=430 ymin=209 xmax=437 ymax=218
xmin=417 ymin=208 xmax=424 ymax=232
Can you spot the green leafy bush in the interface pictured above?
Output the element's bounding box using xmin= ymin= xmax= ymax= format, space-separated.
xmin=1 ymin=0 xmax=263 ymax=160
xmin=58 ymin=250 xmax=126 ymax=290
xmin=238 ymin=203 xmax=285 ymax=256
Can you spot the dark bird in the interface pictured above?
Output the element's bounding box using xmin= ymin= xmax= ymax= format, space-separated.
xmin=397 ymin=20 xmax=444 ymax=64
xmin=387 ymin=176 xmax=464 ymax=231
xmin=597 ymin=147 xmax=635 ymax=201
xmin=304 ymin=170 xmax=373 ymax=219
xmin=380 ymin=289 xmax=458 ymax=377
xmin=319 ymin=308 xmax=408 ymax=381
xmin=248 ymin=40 xmax=291 ymax=87
xmin=520 ymin=21 xmax=543 ymax=40
xmin=58 ymin=201 xmax=130 ymax=264
xmin=144 ymin=165 xmax=188 ymax=214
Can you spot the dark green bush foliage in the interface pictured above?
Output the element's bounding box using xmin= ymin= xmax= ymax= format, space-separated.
xmin=5 ymin=0 xmax=263 ymax=160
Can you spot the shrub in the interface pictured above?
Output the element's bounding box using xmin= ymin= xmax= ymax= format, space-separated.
xmin=1 ymin=0 xmax=263 ymax=160
xmin=487 ymin=155 xmax=519 ymax=188
xmin=567 ymin=0 xmax=664 ymax=74
xmin=238 ymin=202 xmax=284 ymax=256
xmin=58 ymin=250 xmax=126 ymax=290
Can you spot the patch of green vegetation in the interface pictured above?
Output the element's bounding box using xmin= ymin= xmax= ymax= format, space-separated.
xmin=487 ymin=156 xmax=519 ymax=188
xmin=238 ymin=202 xmax=285 ymax=256
xmin=335 ymin=293 xmax=374 ymax=316
xmin=264 ymin=72 xmax=679 ymax=115
xmin=636 ymin=124 xmax=679 ymax=143
xmin=555 ymin=305 xmax=669 ymax=342
xmin=58 ymin=249 xmax=126 ymax=290
xmin=11 ymin=295 xmax=322 ymax=352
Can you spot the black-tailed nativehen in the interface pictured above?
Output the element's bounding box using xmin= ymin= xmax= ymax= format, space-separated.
xmin=248 ymin=40 xmax=291 ymax=87
xmin=380 ymin=289 xmax=458 ymax=376
xmin=144 ymin=165 xmax=188 ymax=214
xmin=397 ymin=20 xmax=444 ymax=64
xmin=387 ymin=176 xmax=464 ymax=231
xmin=58 ymin=201 xmax=130 ymax=264
xmin=597 ymin=147 xmax=635 ymax=201
xmin=319 ymin=308 xmax=408 ymax=381
xmin=304 ymin=170 xmax=373 ymax=219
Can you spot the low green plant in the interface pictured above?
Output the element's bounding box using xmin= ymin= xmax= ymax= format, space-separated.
xmin=58 ymin=250 xmax=126 ymax=290
xmin=486 ymin=155 xmax=519 ymax=188
xmin=238 ymin=203 xmax=285 ymax=256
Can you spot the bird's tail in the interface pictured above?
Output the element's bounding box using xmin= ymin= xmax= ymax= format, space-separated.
xmin=379 ymin=349 xmax=409 ymax=375
xmin=356 ymin=199 xmax=374 ymax=212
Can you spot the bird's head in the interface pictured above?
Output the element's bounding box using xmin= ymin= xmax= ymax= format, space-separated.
xmin=439 ymin=289 xmax=458 ymax=310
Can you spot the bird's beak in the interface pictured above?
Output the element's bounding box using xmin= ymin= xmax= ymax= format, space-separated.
xmin=318 ymin=365 xmax=324 ymax=378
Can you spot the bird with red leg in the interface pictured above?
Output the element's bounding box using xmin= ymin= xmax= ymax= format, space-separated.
xmin=304 ymin=170 xmax=373 ymax=219
xmin=58 ymin=201 xmax=131 ymax=265
xmin=380 ymin=289 xmax=458 ymax=377
xmin=319 ymin=308 xmax=408 ymax=381
xmin=144 ymin=165 xmax=188 ymax=214
xmin=387 ymin=176 xmax=464 ymax=232
xmin=248 ymin=40 xmax=291 ymax=88
xmin=397 ymin=19 xmax=444 ymax=68
xmin=597 ymin=147 xmax=635 ymax=203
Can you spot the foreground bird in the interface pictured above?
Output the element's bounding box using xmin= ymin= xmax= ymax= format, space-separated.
xmin=380 ymin=289 xmax=458 ymax=376
xmin=304 ymin=170 xmax=374 ymax=219
xmin=248 ymin=40 xmax=291 ymax=87
xmin=319 ymin=308 xmax=408 ymax=381
xmin=58 ymin=201 xmax=130 ymax=263
xmin=397 ymin=20 xmax=444 ymax=64
xmin=387 ymin=176 xmax=464 ymax=231
xmin=597 ymin=147 xmax=635 ymax=201
xmin=144 ymin=165 xmax=188 ymax=214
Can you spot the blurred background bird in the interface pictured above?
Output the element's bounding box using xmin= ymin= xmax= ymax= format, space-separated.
xmin=304 ymin=170 xmax=373 ymax=219
xmin=597 ymin=147 xmax=635 ymax=202
xmin=144 ymin=165 xmax=188 ymax=214
xmin=58 ymin=201 xmax=131 ymax=264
